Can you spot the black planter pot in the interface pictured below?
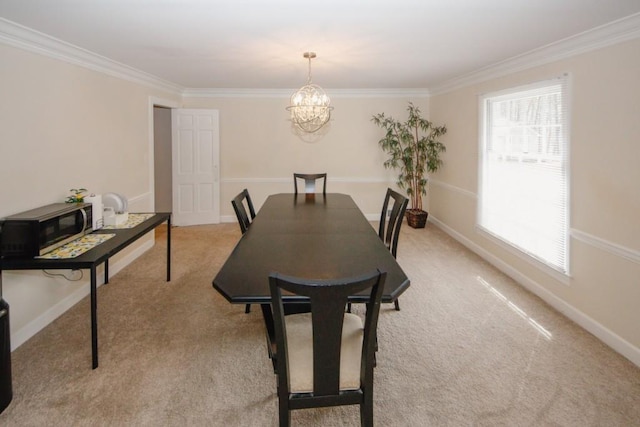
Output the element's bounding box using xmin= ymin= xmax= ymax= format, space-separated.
xmin=405 ymin=209 xmax=428 ymax=229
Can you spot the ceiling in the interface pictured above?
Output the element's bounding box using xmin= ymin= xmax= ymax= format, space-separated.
xmin=1 ymin=0 xmax=639 ymax=91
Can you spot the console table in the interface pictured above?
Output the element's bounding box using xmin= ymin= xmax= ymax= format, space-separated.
xmin=0 ymin=212 xmax=171 ymax=369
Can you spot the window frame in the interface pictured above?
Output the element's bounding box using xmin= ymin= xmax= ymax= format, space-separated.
xmin=477 ymin=75 xmax=571 ymax=282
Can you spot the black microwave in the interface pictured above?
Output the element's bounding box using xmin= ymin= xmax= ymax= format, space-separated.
xmin=0 ymin=203 xmax=94 ymax=258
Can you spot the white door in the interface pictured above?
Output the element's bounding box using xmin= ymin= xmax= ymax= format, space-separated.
xmin=171 ymin=109 xmax=220 ymax=226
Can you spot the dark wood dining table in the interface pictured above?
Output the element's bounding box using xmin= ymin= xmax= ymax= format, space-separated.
xmin=212 ymin=193 xmax=410 ymax=362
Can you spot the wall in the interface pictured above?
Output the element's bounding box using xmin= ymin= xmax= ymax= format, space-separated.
xmin=0 ymin=44 xmax=180 ymax=348
xmin=9 ymin=19 xmax=636 ymax=370
xmin=182 ymin=96 xmax=426 ymax=217
xmin=0 ymin=39 xmax=423 ymax=347
xmin=428 ymin=39 xmax=640 ymax=364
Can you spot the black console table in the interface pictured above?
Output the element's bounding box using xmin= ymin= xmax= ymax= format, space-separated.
xmin=0 ymin=212 xmax=171 ymax=369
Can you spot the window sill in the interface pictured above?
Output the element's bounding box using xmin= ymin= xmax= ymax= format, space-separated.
xmin=476 ymin=225 xmax=571 ymax=286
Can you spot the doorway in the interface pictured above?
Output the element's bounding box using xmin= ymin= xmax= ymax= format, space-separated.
xmin=150 ymin=100 xmax=220 ymax=226
xmin=153 ymin=106 xmax=173 ymax=213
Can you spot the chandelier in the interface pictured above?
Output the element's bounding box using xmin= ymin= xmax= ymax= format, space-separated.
xmin=286 ymin=52 xmax=333 ymax=133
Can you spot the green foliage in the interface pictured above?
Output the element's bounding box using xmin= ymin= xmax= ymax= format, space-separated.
xmin=66 ymin=188 xmax=88 ymax=203
xmin=372 ymin=103 xmax=447 ymax=211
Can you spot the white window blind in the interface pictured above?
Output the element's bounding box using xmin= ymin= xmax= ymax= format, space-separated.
xmin=479 ymin=76 xmax=569 ymax=275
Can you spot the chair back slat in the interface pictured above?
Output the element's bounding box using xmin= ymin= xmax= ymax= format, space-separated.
xmin=293 ymin=173 xmax=327 ymax=195
xmin=231 ymin=189 xmax=256 ymax=234
xmin=378 ymin=188 xmax=408 ymax=258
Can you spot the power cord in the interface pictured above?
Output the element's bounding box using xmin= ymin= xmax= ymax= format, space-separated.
xmin=43 ymin=269 xmax=84 ymax=281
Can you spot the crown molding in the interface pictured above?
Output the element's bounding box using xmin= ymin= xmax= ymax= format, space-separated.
xmin=0 ymin=16 xmax=429 ymax=100
xmin=181 ymin=87 xmax=429 ymax=98
xmin=3 ymin=12 xmax=639 ymax=99
xmin=429 ymin=12 xmax=640 ymax=96
xmin=182 ymin=88 xmax=290 ymax=98
xmin=0 ymin=18 xmax=183 ymax=95
xmin=326 ymin=88 xmax=430 ymax=98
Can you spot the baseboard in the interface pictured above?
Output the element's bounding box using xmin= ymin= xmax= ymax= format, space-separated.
xmin=429 ymin=215 xmax=640 ymax=368
xmin=220 ymin=215 xmax=236 ymax=224
xmin=11 ymin=239 xmax=154 ymax=350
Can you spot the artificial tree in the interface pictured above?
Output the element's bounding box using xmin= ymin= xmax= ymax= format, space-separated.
xmin=372 ymin=102 xmax=447 ymax=228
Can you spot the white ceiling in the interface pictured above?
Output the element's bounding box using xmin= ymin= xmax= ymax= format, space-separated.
xmin=1 ymin=0 xmax=640 ymax=91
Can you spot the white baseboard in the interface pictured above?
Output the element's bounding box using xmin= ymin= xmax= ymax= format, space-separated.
xmin=429 ymin=215 xmax=640 ymax=368
xmin=220 ymin=215 xmax=236 ymax=224
xmin=11 ymin=239 xmax=154 ymax=350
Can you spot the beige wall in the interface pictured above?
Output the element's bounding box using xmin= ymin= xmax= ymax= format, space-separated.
xmin=0 ymin=41 xmax=423 ymax=347
xmin=4 ymin=28 xmax=638 ymax=368
xmin=182 ymin=96 xmax=428 ymax=216
xmin=428 ymin=39 xmax=640 ymax=361
xmin=0 ymin=44 xmax=180 ymax=347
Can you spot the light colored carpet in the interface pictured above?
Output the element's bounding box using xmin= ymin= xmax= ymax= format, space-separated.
xmin=1 ymin=222 xmax=639 ymax=426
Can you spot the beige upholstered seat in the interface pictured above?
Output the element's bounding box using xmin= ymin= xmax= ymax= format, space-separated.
xmin=268 ymin=269 xmax=386 ymax=426
xmin=285 ymin=312 xmax=363 ymax=393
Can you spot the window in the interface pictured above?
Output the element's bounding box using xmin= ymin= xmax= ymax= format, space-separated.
xmin=478 ymin=76 xmax=569 ymax=275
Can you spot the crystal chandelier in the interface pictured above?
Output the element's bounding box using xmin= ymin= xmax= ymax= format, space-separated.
xmin=286 ymin=52 xmax=333 ymax=133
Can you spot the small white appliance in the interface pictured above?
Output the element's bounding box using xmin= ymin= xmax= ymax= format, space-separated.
xmin=83 ymin=194 xmax=104 ymax=230
xmin=102 ymin=193 xmax=129 ymax=226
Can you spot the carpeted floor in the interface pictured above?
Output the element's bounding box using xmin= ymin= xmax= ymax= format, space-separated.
xmin=1 ymin=222 xmax=639 ymax=426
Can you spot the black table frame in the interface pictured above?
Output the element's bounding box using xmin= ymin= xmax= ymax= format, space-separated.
xmin=0 ymin=212 xmax=171 ymax=369
xmin=212 ymin=193 xmax=410 ymax=364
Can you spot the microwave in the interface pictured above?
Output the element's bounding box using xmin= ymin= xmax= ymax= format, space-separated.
xmin=0 ymin=203 xmax=94 ymax=258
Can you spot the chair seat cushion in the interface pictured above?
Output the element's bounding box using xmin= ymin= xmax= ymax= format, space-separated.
xmin=285 ymin=312 xmax=363 ymax=393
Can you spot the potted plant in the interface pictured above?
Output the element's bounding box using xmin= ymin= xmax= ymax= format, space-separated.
xmin=66 ymin=188 xmax=87 ymax=203
xmin=372 ymin=103 xmax=447 ymax=228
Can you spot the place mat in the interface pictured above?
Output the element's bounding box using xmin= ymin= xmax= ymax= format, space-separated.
xmin=102 ymin=213 xmax=155 ymax=229
xmin=37 ymin=233 xmax=116 ymax=259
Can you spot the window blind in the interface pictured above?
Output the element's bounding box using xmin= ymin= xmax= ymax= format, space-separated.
xmin=478 ymin=76 xmax=569 ymax=275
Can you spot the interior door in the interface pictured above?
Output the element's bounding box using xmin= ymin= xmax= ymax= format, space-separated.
xmin=171 ymin=109 xmax=220 ymax=226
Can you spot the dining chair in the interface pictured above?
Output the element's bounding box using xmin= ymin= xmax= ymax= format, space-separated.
xmin=231 ymin=189 xmax=256 ymax=313
xmin=379 ymin=188 xmax=408 ymax=311
xmin=293 ymin=173 xmax=327 ymax=195
xmin=268 ymin=269 xmax=387 ymax=427
xmin=348 ymin=188 xmax=408 ymax=313
xmin=231 ymin=188 xmax=256 ymax=235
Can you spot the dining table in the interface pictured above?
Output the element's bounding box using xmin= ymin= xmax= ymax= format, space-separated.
xmin=212 ymin=193 xmax=410 ymax=363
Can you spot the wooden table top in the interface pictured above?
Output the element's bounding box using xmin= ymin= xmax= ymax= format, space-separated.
xmin=212 ymin=193 xmax=410 ymax=304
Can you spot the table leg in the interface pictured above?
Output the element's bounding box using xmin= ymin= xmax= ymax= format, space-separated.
xmin=90 ymin=266 xmax=98 ymax=369
xmin=260 ymin=304 xmax=277 ymax=371
xmin=104 ymin=260 xmax=109 ymax=285
xmin=166 ymin=216 xmax=171 ymax=282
